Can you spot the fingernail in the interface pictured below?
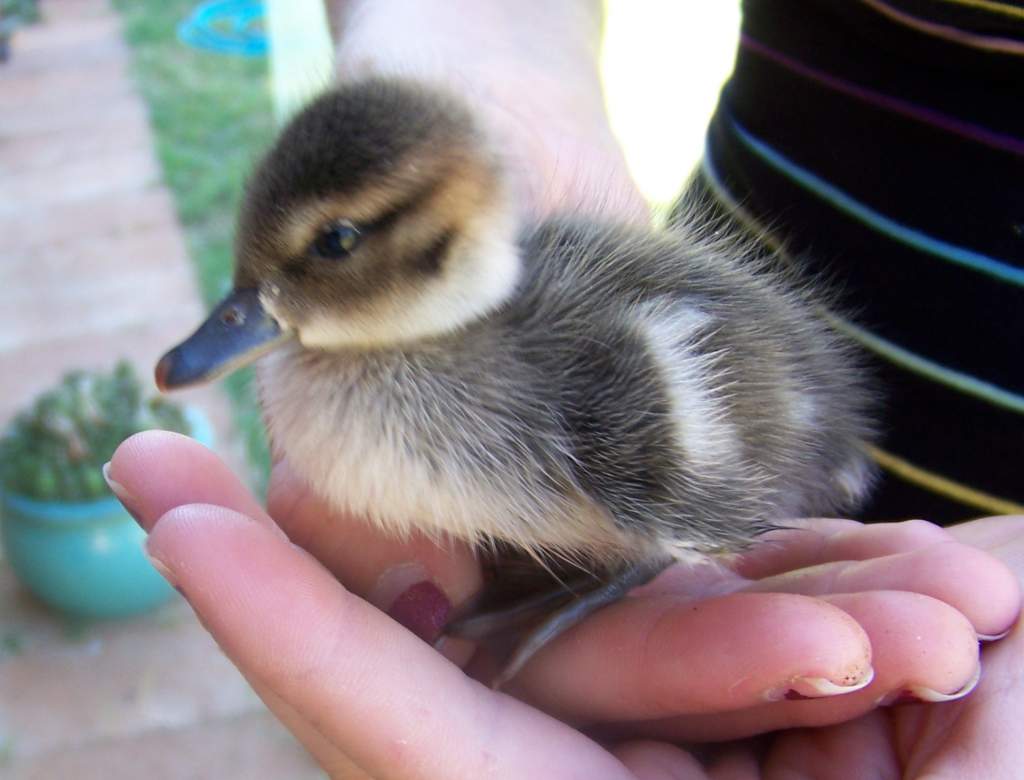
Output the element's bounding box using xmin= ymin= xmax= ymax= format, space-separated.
xmin=877 ymin=664 xmax=982 ymax=706
xmin=387 ymin=580 xmax=452 ymax=644
xmin=373 ymin=563 xmax=453 ymax=643
xmin=765 ymin=667 xmax=875 ymax=702
xmin=102 ymin=462 xmax=145 ymax=526
xmin=143 ymin=542 xmax=179 ymax=589
xmin=978 ymin=627 xmax=1013 ymax=642
xmin=911 ymin=662 xmax=983 ymax=702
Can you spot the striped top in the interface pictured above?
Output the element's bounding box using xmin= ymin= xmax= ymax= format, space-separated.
xmin=683 ymin=0 xmax=1024 ymax=523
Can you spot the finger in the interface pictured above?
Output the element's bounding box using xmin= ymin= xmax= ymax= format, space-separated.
xmin=110 ymin=432 xmax=483 ymax=645
xmin=735 ymin=519 xmax=953 ymax=580
xmin=827 ymin=592 xmax=979 ymax=706
xmin=947 ymin=515 xmax=1024 ymax=552
xmin=600 ymin=589 xmax=980 ymax=743
xmin=613 ymin=741 xmax=706 ymax=779
xmin=266 ymin=460 xmax=483 ymax=612
xmin=508 ymin=591 xmax=873 ymax=723
xmin=111 ymin=443 xmax=367 ymax=776
xmin=249 ymin=683 xmax=374 ymax=779
xmin=891 ymin=607 xmax=1024 ymax=776
xmin=742 ymin=541 xmax=1020 ymax=639
xmin=948 ymin=518 xmax=1024 ymax=638
xmin=145 ymin=504 xmax=634 ymax=780
xmin=107 ymin=431 xmax=275 ymax=531
xmin=762 ymin=710 xmax=896 ymax=779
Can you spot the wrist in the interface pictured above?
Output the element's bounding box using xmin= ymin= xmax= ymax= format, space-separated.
xmin=328 ymin=0 xmax=646 ymax=221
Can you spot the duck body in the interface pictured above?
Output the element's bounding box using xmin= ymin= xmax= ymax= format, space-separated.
xmin=157 ymin=76 xmax=875 ymax=577
xmin=154 ymin=78 xmax=879 ymax=674
xmin=258 ymin=210 xmax=876 ymax=569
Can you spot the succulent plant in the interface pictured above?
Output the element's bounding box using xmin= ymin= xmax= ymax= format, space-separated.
xmin=0 ymin=360 xmax=190 ymax=501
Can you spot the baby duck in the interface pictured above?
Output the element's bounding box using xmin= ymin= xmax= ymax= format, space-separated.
xmin=156 ymin=78 xmax=876 ymax=683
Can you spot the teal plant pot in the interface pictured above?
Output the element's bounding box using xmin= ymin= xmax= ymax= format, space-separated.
xmin=0 ymin=407 xmax=214 ymax=619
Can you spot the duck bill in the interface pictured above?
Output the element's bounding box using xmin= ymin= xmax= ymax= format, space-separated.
xmin=155 ymin=288 xmax=290 ymax=391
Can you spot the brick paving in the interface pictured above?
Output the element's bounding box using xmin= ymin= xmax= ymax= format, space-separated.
xmin=0 ymin=1 xmax=318 ymax=776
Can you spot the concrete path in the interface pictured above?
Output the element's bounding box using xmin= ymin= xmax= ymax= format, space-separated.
xmin=0 ymin=1 xmax=319 ymax=776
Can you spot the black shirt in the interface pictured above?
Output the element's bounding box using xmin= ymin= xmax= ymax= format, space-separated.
xmin=682 ymin=0 xmax=1024 ymax=523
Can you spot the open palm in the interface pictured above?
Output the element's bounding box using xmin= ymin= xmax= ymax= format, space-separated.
xmin=105 ymin=432 xmax=1021 ymax=778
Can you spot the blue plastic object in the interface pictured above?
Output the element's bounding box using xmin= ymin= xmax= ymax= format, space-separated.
xmin=178 ymin=0 xmax=267 ymax=57
xmin=0 ymin=407 xmax=215 ymax=619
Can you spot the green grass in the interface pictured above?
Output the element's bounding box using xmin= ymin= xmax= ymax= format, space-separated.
xmin=112 ymin=0 xmax=276 ymax=489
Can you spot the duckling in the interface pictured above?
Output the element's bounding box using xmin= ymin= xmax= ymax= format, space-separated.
xmin=156 ymin=77 xmax=877 ymax=685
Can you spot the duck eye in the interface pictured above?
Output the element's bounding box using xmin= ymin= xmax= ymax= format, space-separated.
xmin=313 ymin=221 xmax=361 ymax=259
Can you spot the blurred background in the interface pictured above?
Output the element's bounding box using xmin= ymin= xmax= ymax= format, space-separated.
xmin=0 ymin=0 xmax=738 ymax=776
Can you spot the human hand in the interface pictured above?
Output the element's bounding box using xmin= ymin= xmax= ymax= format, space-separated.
xmin=105 ymin=432 xmax=1020 ymax=778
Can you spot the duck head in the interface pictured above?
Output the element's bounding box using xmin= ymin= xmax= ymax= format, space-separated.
xmin=156 ymin=78 xmax=520 ymax=390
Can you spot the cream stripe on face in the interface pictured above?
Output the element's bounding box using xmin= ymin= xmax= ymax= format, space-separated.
xmin=276 ymin=147 xmax=487 ymax=261
xmin=295 ymin=201 xmax=521 ymax=349
xmin=280 ymin=179 xmax=434 ymax=259
xmin=247 ymin=127 xmax=515 ymax=349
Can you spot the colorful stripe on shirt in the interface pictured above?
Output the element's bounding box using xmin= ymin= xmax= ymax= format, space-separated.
xmin=683 ymin=0 xmax=1024 ymax=523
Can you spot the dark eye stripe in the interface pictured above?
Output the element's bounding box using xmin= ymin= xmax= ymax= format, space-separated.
xmin=365 ymin=175 xmax=446 ymax=235
xmin=411 ymin=229 xmax=455 ymax=275
xmin=293 ymin=174 xmax=450 ymax=272
xmin=284 ymin=259 xmax=309 ymax=279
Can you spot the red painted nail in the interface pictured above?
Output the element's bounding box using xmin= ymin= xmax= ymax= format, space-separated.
xmin=387 ymin=581 xmax=452 ymax=643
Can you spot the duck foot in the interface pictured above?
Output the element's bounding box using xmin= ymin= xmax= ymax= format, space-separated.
xmin=446 ymin=558 xmax=673 ymax=688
